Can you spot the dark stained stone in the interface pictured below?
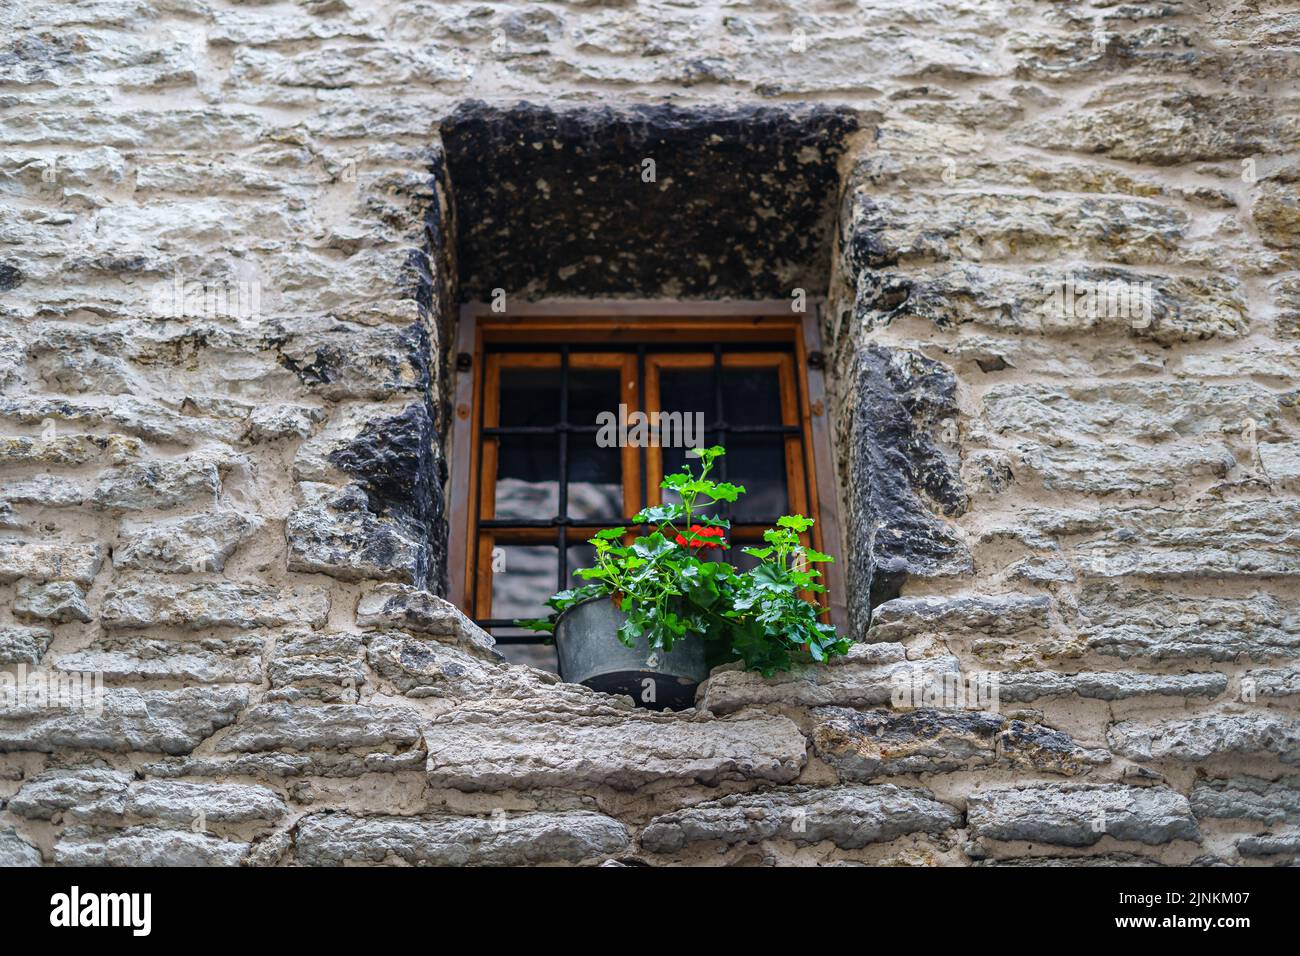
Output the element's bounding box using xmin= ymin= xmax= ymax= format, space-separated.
xmin=327 ymin=400 xmax=447 ymax=592
xmin=843 ymin=345 xmax=971 ymax=634
xmin=441 ymin=101 xmax=859 ymax=299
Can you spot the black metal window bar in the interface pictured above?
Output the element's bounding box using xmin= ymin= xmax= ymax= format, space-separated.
xmin=477 ymin=342 xmax=811 ymax=643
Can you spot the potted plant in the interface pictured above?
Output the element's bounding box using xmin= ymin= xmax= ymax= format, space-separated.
xmin=518 ymin=446 xmax=850 ymax=709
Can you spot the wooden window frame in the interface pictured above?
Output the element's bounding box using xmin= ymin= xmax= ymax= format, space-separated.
xmin=448 ymin=301 xmax=847 ymax=634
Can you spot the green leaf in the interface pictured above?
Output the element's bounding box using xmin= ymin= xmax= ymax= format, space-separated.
xmin=777 ymin=514 xmax=815 ymax=532
xmin=593 ymin=527 xmax=626 ymax=540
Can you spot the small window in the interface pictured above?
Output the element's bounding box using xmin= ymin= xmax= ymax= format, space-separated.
xmin=448 ymin=305 xmax=844 ymax=671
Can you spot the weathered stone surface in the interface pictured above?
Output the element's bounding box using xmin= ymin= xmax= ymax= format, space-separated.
xmin=267 ymin=645 xmax=366 ymax=703
xmin=55 ymin=636 xmax=264 ymax=684
xmin=14 ymin=580 xmax=93 ymax=623
xmin=1010 ymin=441 xmax=1237 ymax=495
xmin=102 ymin=578 xmax=329 ymax=630
xmin=843 ymin=345 xmax=971 ymax=633
xmin=91 ymin=459 xmax=220 ymax=511
xmin=1261 ymin=442 xmax=1300 ymax=490
xmin=0 ymin=475 xmax=84 ymax=508
xmin=982 ymin=381 xmax=1290 ymax=444
xmin=0 ymin=687 xmax=248 ymax=754
xmin=286 ymin=486 xmax=426 ymax=585
xmin=274 ymin=320 xmax=430 ymax=402
xmin=295 ymin=810 xmax=628 ymax=866
xmin=868 ymin=593 xmax=1050 ymax=640
xmin=8 ymin=768 xmax=133 ymax=820
xmin=116 ymin=512 xmax=261 ymax=573
xmin=0 ymin=624 xmax=53 ymax=664
xmin=997 ymin=671 xmax=1228 ymax=702
xmin=967 ymin=784 xmax=1200 ymax=846
xmin=1108 ymin=714 xmax=1300 ymax=765
xmin=0 ymin=433 xmax=141 ymax=466
xmin=1192 ymin=775 xmax=1300 ymax=825
xmin=55 ymin=826 xmax=249 ymax=866
xmin=0 ymin=828 xmax=42 ymax=866
xmin=366 ymin=632 xmax=562 ymax=700
xmin=123 ymin=781 xmax=288 ymax=825
xmin=0 ymin=542 xmax=103 ymax=585
xmin=856 ymin=263 xmax=1247 ymax=343
xmin=322 ymin=400 xmax=446 ymax=588
xmin=1078 ymin=584 xmax=1300 ymax=661
xmin=698 ymin=647 xmax=958 ymax=714
xmin=812 ymin=707 xmax=1109 ymax=779
xmin=1236 ymin=831 xmax=1300 ymax=857
xmin=1018 ymin=91 xmax=1296 ymax=165
xmin=1011 ymin=501 xmax=1300 ymax=579
xmin=142 ymin=748 xmax=427 ymax=780
xmin=444 ymin=102 xmax=857 ymax=299
xmin=356 ymin=583 xmax=496 ymax=654
xmin=845 ymin=190 xmax=1194 ymax=271
xmin=216 ymin=704 xmax=423 ymax=753
xmin=1245 ymin=666 xmax=1300 ymax=698
xmin=640 ymin=785 xmax=960 ymax=853
xmin=425 ymin=700 xmax=806 ymax=792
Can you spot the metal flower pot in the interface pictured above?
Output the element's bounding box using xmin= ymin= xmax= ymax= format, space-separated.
xmin=554 ymin=596 xmax=708 ymax=711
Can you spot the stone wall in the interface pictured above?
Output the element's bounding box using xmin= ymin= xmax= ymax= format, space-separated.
xmin=0 ymin=0 xmax=1297 ymax=867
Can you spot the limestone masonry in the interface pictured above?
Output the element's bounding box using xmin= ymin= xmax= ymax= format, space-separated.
xmin=0 ymin=0 xmax=1297 ymax=866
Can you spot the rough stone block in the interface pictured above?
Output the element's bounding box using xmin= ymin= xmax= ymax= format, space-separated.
xmin=0 ymin=829 xmax=42 ymax=866
xmin=967 ymin=784 xmax=1199 ymax=846
xmin=1108 ymin=714 xmax=1300 ymax=764
xmin=0 ymin=624 xmax=53 ymax=665
xmin=640 ymin=785 xmax=960 ymax=854
xmin=697 ymin=648 xmax=957 ymax=714
xmin=54 ymin=636 xmax=265 ymax=684
xmin=0 ymin=542 xmax=104 ymax=585
xmin=91 ymin=459 xmax=220 ymax=511
xmin=812 ymin=707 xmax=1109 ymax=779
xmin=116 ymin=512 xmax=261 ymax=573
xmin=424 ymin=700 xmax=807 ymax=792
xmin=55 ymin=826 xmax=249 ymax=866
xmin=1191 ymin=775 xmax=1300 ymax=825
xmin=14 ymin=580 xmax=93 ymax=623
xmin=102 ymin=578 xmax=329 ymax=630
xmin=0 ymin=686 xmax=248 ymax=754
xmin=295 ymin=811 xmax=629 ymax=866
xmin=215 ymin=703 xmax=423 ymax=753
xmin=1078 ymin=584 xmax=1300 ymax=661
xmin=356 ymin=583 xmax=496 ymax=654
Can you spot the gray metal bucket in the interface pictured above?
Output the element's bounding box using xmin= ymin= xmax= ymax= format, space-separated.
xmin=554 ymin=596 xmax=708 ymax=711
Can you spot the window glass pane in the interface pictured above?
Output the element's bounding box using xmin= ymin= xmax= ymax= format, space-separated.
xmin=567 ymin=441 xmax=622 ymax=520
xmin=498 ymin=365 xmax=560 ymax=427
xmin=722 ymin=366 xmax=783 ymax=426
xmin=568 ymin=368 xmax=622 ymax=428
xmin=490 ymin=543 xmax=559 ymax=620
xmin=728 ymin=435 xmax=788 ymax=521
xmin=495 ymin=436 xmax=558 ymax=519
xmin=659 ymin=368 xmax=713 ymax=424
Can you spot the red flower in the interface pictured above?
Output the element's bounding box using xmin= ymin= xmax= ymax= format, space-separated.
xmin=674 ymin=524 xmax=727 ymax=550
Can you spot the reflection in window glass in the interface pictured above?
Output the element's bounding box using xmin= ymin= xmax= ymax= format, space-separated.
xmin=728 ymin=435 xmax=788 ymax=521
xmin=490 ymin=544 xmax=558 ymax=619
xmin=495 ymin=436 xmax=557 ymax=519
xmin=567 ymin=441 xmax=622 ymax=520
